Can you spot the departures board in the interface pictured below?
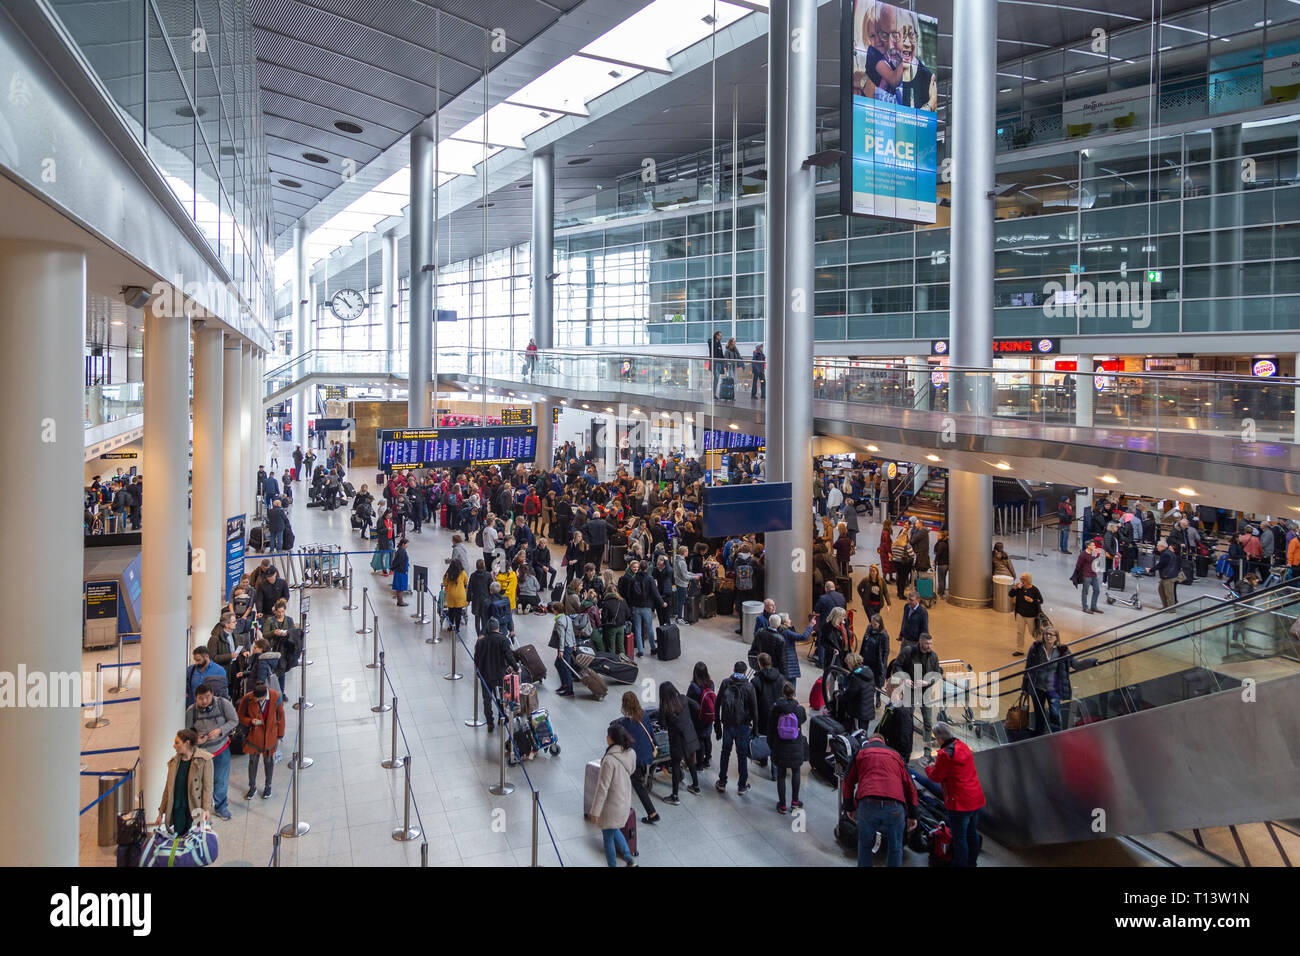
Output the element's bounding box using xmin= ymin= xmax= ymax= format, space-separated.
xmin=377 ymin=425 xmax=538 ymax=470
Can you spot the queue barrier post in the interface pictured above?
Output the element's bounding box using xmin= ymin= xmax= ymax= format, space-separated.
xmin=293 ymin=693 xmax=313 ymax=770
xmin=109 ymin=637 xmax=130 ymax=694
xmin=446 ymin=627 xmax=463 ymax=683
xmin=356 ymin=586 xmax=372 ymax=633
xmin=371 ymin=651 xmax=392 ymax=713
xmin=293 ymin=639 xmax=312 ymax=710
xmin=272 ymin=831 xmax=282 ymax=867
xmin=367 ymin=617 xmax=380 ymax=669
xmin=412 ymin=583 xmax=432 ymax=626
xmin=531 ymin=789 xmax=541 ymax=867
xmin=488 ymin=689 xmax=515 ymax=796
xmin=84 ymin=663 xmax=110 ymax=729
xmin=381 ymin=696 xmax=406 ymax=770
xmin=279 ymin=757 xmax=310 ymax=839
xmin=343 ymin=561 xmax=357 ymax=610
xmin=392 ymin=756 xmax=421 ymax=842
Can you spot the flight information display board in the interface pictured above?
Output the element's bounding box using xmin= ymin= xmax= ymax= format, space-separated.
xmin=378 ymin=426 xmax=537 ymax=470
xmin=702 ymin=430 xmax=765 ymax=452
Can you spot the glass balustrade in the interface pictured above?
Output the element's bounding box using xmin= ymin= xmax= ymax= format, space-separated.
xmin=85 ymin=382 xmax=143 ymax=426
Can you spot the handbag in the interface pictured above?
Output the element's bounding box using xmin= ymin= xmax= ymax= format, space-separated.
xmin=227 ymin=725 xmax=247 ymax=756
xmin=1004 ymin=692 xmax=1032 ymax=732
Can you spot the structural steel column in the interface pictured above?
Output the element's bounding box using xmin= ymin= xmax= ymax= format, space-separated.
xmin=382 ymin=229 xmax=398 ymax=396
xmin=241 ymin=342 xmax=254 ymax=523
xmin=191 ymin=326 xmax=224 ymax=637
xmin=946 ymin=0 xmax=997 ymax=609
xmin=292 ymin=222 xmax=308 ymax=446
xmin=0 ymin=241 xmax=85 ymax=865
xmin=531 ymin=151 xmax=555 ymax=350
xmin=409 ymin=128 xmax=434 ymax=428
xmin=766 ymin=0 xmax=815 ymax=625
xmin=536 ymin=401 xmax=556 ymax=470
xmin=141 ymin=305 xmax=190 ymax=816
xmin=1076 ymin=354 xmax=1095 ymax=428
xmin=223 ymin=342 xmax=244 ymax=538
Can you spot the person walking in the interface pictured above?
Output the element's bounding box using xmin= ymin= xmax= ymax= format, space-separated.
xmin=891 ymin=524 xmax=915 ymax=599
xmin=588 ymin=722 xmax=639 ymax=867
xmin=1057 ymin=496 xmax=1074 ymax=554
xmin=842 ymin=733 xmax=918 ymax=867
xmin=857 ymin=563 xmax=891 ymax=620
xmin=472 ymin=619 xmax=517 ymax=730
xmin=933 ymin=530 xmax=950 ymax=597
xmin=923 ymin=722 xmax=986 ymax=866
xmin=549 ymin=602 xmax=578 ymax=697
xmin=1008 ymin=572 xmax=1043 ymax=657
xmin=617 ymin=693 xmax=662 ymax=826
xmin=153 ymin=729 xmax=213 ymax=834
xmin=657 ymin=681 xmax=701 ymax=804
xmin=768 ymin=681 xmax=806 ymax=814
xmin=185 ymin=685 xmax=237 ymax=821
xmin=750 ymin=343 xmax=766 ymax=399
xmin=1074 ymin=539 xmax=1102 ymax=614
xmin=713 ymin=661 xmax=758 ymax=794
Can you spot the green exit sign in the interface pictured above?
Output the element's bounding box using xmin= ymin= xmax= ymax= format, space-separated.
xmin=1146 ymin=270 xmax=1162 ymax=282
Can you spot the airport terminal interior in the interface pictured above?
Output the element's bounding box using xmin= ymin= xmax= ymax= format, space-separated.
xmin=5 ymin=0 xmax=1300 ymax=872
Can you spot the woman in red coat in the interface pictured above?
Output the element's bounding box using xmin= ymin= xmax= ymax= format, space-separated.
xmin=923 ymin=722 xmax=986 ymax=866
xmin=878 ymin=520 xmax=896 ymax=582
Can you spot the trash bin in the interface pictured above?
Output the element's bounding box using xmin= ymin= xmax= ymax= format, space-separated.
xmin=740 ymin=600 xmax=764 ymax=640
xmin=609 ymin=543 xmax=627 ymax=571
xmin=97 ymin=770 xmax=135 ymax=847
xmin=992 ymin=574 xmax=1015 ymax=614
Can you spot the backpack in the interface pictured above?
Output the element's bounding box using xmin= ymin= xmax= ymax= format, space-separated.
xmin=718 ymin=680 xmax=747 ymax=727
xmin=776 ymin=711 xmax=800 ymax=741
xmin=698 ymin=686 xmax=717 ymax=725
xmin=570 ymin=612 xmax=593 ymax=639
xmin=735 ymin=561 xmax=754 ymax=591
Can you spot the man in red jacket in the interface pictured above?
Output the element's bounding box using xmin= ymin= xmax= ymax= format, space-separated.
xmin=923 ymin=722 xmax=986 ymax=866
xmin=842 ymin=734 xmax=918 ymax=866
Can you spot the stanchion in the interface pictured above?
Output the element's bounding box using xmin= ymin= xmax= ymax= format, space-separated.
xmin=371 ymin=651 xmax=392 ymax=713
xmin=356 ymin=587 xmax=372 ymax=633
xmin=1024 ymin=525 xmax=1033 ymax=563
xmin=342 ymin=563 xmax=357 ymax=610
xmin=292 ymin=646 xmax=312 ymax=710
xmin=366 ymin=618 xmax=380 ymax=669
xmin=392 ymin=756 xmax=421 ymax=842
xmin=1037 ymin=524 xmax=1049 ymax=557
xmin=272 ymin=831 xmax=282 ymax=866
xmin=464 ymin=668 xmax=485 ymax=727
xmin=278 ymin=763 xmax=310 ymax=838
xmin=411 ymin=584 xmax=431 ymax=625
xmin=382 ymin=697 xmax=406 ymax=769
xmin=84 ymin=664 xmax=110 ymax=728
xmin=531 ymin=789 xmax=540 ymax=867
xmin=488 ymin=691 xmax=515 ymax=796
xmin=445 ymin=629 xmax=463 ymax=682
xmin=420 ymin=842 xmax=429 ymax=867
xmin=293 ymin=695 xmax=313 ymax=769
xmin=108 ymin=638 xmax=130 ymax=693
xmin=298 ymin=593 xmax=313 ymax=666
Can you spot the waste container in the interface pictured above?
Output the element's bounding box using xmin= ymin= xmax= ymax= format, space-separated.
xmin=740 ymin=600 xmax=764 ymax=640
xmin=97 ymin=770 xmax=136 ymax=846
xmin=609 ymin=543 xmax=627 ymax=571
xmin=992 ymin=574 xmax=1015 ymax=614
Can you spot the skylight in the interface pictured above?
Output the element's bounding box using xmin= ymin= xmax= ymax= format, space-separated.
xmin=507 ymin=55 xmax=644 ymax=115
xmin=580 ymin=0 xmax=752 ymax=71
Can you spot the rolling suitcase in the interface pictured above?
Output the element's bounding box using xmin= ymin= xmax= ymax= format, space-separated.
xmin=655 ymin=623 xmax=681 ymax=661
xmin=683 ymin=587 xmax=700 ymax=624
xmin=583 ymin=760 xmax=602 ymax=816
xmin=1179 ymin=557 xmax=1195 ymax=584
xmin=248 ymin=526 xmax=265 ymax=552
xmin=809 ymin=714 xmax=846 ymax=784
xmin=914 ymin=571 xmax=936 ymax=607
xmin=717 ymin=376 xmax=735 ymax=401
xmin=716 ymin=587 xmax=736 ymax=616
xmin=1106 ymin=569 xmax=1126 ymax=591
xmin=610 ymin=544 xmax=627 ymax=571
xmin=624 ymin=627 xmax=636 ymax=659
xmin=699 ymin=593 xmax=717 ymax=619
xmin=515 ymin=643 xmax=547 ymax=684
xmin=561 ymin=656 xmax=607 ymax=701
xmin=342 ymin=481 xmax=355 ymax=497
xmin=1195 ymin=553 xmax=1211 ymax=578
xmin=622 ymin=808 xmax=638 ymax=856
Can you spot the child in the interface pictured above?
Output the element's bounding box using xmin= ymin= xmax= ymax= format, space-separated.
xmin=391 ymin=539 xmax=410 ymax=606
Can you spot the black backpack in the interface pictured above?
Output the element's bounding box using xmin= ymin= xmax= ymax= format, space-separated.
xmin=719 ymin=679 xmax=748 ymax=727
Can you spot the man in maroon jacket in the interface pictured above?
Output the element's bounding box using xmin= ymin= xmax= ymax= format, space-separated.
xmin=843 ymin=734 xmax=918 ymax=866
xmin=924 ymin=722 xmax=987 ymax=866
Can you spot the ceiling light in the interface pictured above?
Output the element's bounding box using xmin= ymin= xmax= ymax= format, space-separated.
xmin=729 ymin=423 xmax=739 ymax=430
xmin=475 ymin=202 xmax=495 ymax=208
xmin=631 ymin=409 xmax=640 ymax=414
xmin=684 ymin=416 xmax=693 ymax=423
xmin=302 ymin=152 xmax=329 ymax=164
xmin=1101 ymin=474 xmax=1119 ymax=484
xmin=925 ymin=454 xmax=940 ymax=462
xmin=608 ymin=69 xmax=623 ymax=79
xmin=110 ymin=320 xmax=124 ymax=327
xmin=1176 ymin=487 xmax=1196 ymax=496
xmin=582 ymin=404 xmax=590 ymax=409
xmin=994 ymin=462 xmax=1011 ymax=470
xmin=566 ymin=157 xmax=592 ymax=165
xmin=174 ymin=105 xmax=206 ymax=118
xmin=560 ymin=399 xmax=567 ymax=405
xmin=866 ymin=444 xmax=879 ymax=452
xmin=335 ymin=120 xmax=364 ymax=134
xmin=605 ymin=407 xmax=614 ymax=413
xmin=278 ymin=178 xmax=303 ymax=188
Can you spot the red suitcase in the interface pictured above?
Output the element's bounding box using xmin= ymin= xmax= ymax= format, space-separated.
xmin=624 ymin=625 xmax=635 ymax=658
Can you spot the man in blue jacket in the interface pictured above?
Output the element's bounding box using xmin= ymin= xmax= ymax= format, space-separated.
xmin=187 ymin=646 xmax=227 ymax=707
xmin=267 ymin=498 xmax=287 ymax=552
xmin=1155 ymin=539 xmax=1179 ymax=608
xmin=898 ymin=590 xmax=929 ymax=643
xmin=263 ymin=469 xmax=280 ymax=508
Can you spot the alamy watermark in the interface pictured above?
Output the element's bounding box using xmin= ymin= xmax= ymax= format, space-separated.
xmin=1041 ymin=275 xmax=1151 ymax=327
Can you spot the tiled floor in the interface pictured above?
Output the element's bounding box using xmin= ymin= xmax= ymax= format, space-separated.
xmin=80 ymin=457 xmax=1174 ymax=867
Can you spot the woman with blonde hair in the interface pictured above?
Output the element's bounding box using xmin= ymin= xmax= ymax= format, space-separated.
xmin=819 ymin=604 xmax=852 ymax=692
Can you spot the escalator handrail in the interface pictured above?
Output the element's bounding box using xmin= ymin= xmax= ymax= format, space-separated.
xmin=972 ymin=577 xmax=1300 ymax=699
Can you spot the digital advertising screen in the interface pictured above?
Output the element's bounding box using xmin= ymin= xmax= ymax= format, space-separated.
xmin=378 ymin=426 xmax=538 ymax=470
xmin=839 ymin=0 xmax=940 ymax=223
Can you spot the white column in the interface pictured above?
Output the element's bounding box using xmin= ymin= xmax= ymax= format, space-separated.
xmin=140 ymin=307 xmax=191 ymax=817
xmin=292 ymin=223 xmax=308 ymax=446
xmin=0 ymin=241 xmax=85 ymax=865
xmin=909 ymin=356 xmax=933 ymax=411
xmin=241 ymin=343 xmax=254 ymax=522
xmin=1076 ymin=354 xmax=1095 ymax=427
xmin=536 ymin=401 xmax=556 ymax=469
xmin=191 ymin=327 xmax=224 ymax=636
xmin=382 ymin=229 xmax=398 ymax=399
xmin=223 ymin=342 xmax=244 ymax=538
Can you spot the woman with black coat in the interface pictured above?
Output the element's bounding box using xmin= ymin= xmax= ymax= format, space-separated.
xmin=767 ymin=682 xmax=807 ymax=813
xmin=657 ymin=682 xmax=700 ymax=804
xmin=564 ymin=530 xmax=590 ymax=585
xmin=1022 ymin=627 xmax=1074 ymax=735
xmin=859 ymin=614 xmax=891 ymax=690
xmin=836 ymin=653 xmax=877 ymax=732
xmin=686 ymin=661 xmax=715 ymax=769
xmin=468 ymin=559 xmax=493 ymax=636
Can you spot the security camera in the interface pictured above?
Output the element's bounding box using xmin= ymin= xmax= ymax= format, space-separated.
xmin=121 ymin=286 xmax=153 ymax=309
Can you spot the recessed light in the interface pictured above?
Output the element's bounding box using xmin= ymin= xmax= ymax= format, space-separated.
xmin=566 ymin=157 xmax=592 ymax=166
xmin=559 ymin=399 xmax=567 ymax=405
xmin=994 ymin=462 xmax=1011 ymax=470
xmin=517 ymin=182 xmax=532 ymax=189
xmin=605 ymin=407 xmax=614 ymax=413
xmin=631 ymin=409 xmax=640 ymax=415
xmin=684 ymin=416 xmax=693 ymax=423
xmin=1176 ymin=487 xmax=1196 ymax=496
xmin=866 ymin=444 xmax=879 ymax=452
xmin=219 ymin=145 xmax=243 ymax=156
xmin=334 ymin=120 xmax=364 ymax=134
xmin=582 ymin=404 xmax=589 ymax=409
xmin=111 ymin=320 xmax=124 ymax=326
xmin=925 ymin=454 xmax=940 ymax=462
xmin=608 ymin=69 xmax=622 ymax=79
xmin=302 ymin=152 xmax=329 ymax=164
xmin=1100 ymin=474 xmax=1119 ymax=484
xmin=728 ymin=423 xmax=739 ymax=430
xmin=278 ymin=178 xmax=303 ymax=188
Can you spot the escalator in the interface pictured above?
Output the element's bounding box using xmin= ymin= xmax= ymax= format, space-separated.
xmin=927 ymin=581 xmax=1300 ymax=847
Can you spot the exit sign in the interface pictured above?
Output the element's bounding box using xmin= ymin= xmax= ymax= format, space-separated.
xmin=1146 ymin=270 xmax=1162 ymax=282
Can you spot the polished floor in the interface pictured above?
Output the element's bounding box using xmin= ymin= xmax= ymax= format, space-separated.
xmin=79 ymin=461 xmax=1187 ymax=867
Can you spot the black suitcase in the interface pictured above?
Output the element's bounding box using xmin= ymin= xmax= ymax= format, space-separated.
xmin=248 ymin=526 xmax=265 ymax=552
xmin=282 ymin=527 xmax=295 ymax=550
xmin=516 ymin=643 xmax=547 ymax=683
xmin=699 ymin=593 xmax=716 ymax=618
xmin=342 ymin=481 xmax=355 ymax=497
xmin=655 ymin=623 xmax=681 ymax=661
xmin=1196 ymin=553 xmax=1211 ymax=578
xmin=683 ymin=585 xmax=700 ymax=624
xmin=1106 ymin=569 xmax=1125 ymax=590
xmin=717 ymin=376 xmax=735 ymax=400
xmin=1180 ymin=557 xmax=1195 ymax=584
xmin=610 ymin=543 xmax=627 ymax=571
xmin=587 ymin=652 xmax=638 ymax=684
xmin=716 ymin=587 xmax=736 ymax=616
xmin=808 ymin=714 xmax=846 ymax=784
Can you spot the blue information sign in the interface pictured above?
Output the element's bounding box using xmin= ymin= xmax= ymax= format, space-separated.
xmin=225 ymin=515 xmax=246 ymax=600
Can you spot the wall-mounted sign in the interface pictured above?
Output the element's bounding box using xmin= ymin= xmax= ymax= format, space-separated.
xmin=314 ymin=418 xmax=355 ymax=432
xmin=1055 ymin=361 xmax=1077 ymax=372
xmin=501 ymin=407 xmax=532 ymax=426
xmin=886 ymin=462 xmax=897 ymax=479
xmin=100 ymin=452 xmax=138 ymax=460
xmin=85 ymin=581 xmax=119 ymax=620
xmin=839 ymin=0 xmax=940 ymax=223
xmin=225 ymin=515 xmax=245 ymax=600
xmin=1252 ymin=359 xmax=1278 ymax=377
xmin=930 ymin=338 xmax=1060 ymax=356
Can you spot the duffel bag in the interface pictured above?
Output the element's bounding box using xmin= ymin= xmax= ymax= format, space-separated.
xmin=140 ymin=822 xmax=219 ymax=867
